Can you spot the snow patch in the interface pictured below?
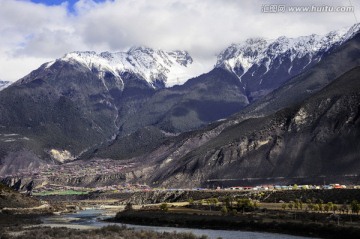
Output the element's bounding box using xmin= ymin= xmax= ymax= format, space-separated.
xmin=3 ymin=139 xmax=16 ymax=142
xmin=3 ymin=134 xmax=19 ymax=137
xmin=45 ymin=61 xmax=55 ymax=69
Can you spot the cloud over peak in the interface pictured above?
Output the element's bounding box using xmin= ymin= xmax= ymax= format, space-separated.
xmin=0 ymin=0 xmax=358 ymax=81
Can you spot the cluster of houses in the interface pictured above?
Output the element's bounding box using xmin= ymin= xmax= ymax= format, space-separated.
xmin=32 ymin=182 xmax=151 ymax=194
xmin=226 ymin=184 xmax=349 ymax=191
xmin=42 ymin=159 xmax=134 ymax=178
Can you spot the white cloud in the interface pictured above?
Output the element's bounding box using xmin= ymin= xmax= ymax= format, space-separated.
xmin=0 ymin=0 xmax=359 ymax=81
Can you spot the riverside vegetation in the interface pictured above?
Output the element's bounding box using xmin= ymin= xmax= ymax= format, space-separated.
xmin=112 ymin=195 xmax=360 ymax=239
xmin=0 ymin=225 xmax=208 ymax=239
xmin=3 ymin=182 xmax=360 ymax=238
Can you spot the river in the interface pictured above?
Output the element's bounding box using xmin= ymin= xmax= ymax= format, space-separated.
xmin=41 ymin=209 xmax=318 ymax=239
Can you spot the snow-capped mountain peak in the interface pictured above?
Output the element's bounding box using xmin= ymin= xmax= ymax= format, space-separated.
xmin=216 ymin=23 xmax=360 ymax=82
xmin=54 ymin=47 xmax=200 ymax=88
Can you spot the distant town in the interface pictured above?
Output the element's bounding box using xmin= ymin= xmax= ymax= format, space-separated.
xmin=3 ymin=158 xmax=360 ymax=195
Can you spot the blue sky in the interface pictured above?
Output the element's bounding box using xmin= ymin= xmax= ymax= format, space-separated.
xmin=30 ymin=0 xmax=107 ymax=13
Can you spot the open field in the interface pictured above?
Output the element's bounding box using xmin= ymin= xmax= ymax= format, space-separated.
xmin=33 ymin=190 xmax=89 ymax=196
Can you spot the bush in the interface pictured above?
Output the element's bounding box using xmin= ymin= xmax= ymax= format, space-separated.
xmin=124 ymin=203 xmax=133 ymax=211
xmin=230 ymin=209 xmax=237 ymax=216
xmin=160 ymin=203 xmax=169 ymax=212
xmin=237 ymin=198 xmax=257 ymax=212
xmin=351 ymin=200 xmax=360 ymax=214
xmin=221 ymin=206 xmax=228 ymax=216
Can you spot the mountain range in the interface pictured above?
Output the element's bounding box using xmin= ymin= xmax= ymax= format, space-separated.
xmin=216 ymin=24 xmax=359 ymax=101
xmin=0 ymin=24 xmax=359 ymax=187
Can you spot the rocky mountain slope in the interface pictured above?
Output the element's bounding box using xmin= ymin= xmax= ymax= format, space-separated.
xmin=0 ymin=59 xmax=120 ymax=164
xmin=77 ymin=67 xmax=249 ymax=160
xmin=134 ymin=66 xmax=360 ymax=187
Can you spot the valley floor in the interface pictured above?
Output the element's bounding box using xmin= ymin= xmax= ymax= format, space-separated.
xmin=2 ymin=189 xmax=360 ymax=239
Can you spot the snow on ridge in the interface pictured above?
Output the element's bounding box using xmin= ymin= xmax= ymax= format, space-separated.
xmin=216 ymin=23 xmax=360 ymax=79
xmin=0 ymin=81 xmax=11 ymax=91
xmin=59 ymin=47 xmax=199 ymax=88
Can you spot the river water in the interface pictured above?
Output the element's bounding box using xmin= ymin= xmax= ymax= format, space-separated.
xmin=42 ymin=209 xmax=317 ymax=239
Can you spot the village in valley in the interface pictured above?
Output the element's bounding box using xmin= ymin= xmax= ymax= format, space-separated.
xmin=3 ymin=158 xmax=359 ymax=195
xmin=1 ymin=159 xmax=149 ymax=195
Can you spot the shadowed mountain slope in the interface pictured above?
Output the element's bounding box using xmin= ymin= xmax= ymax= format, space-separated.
xmin=130 ymin=66 xmax=360 ymax=187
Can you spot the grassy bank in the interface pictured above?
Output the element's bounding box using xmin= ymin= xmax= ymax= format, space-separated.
xmin=1 ymin=225 xmax=208 ymax=239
